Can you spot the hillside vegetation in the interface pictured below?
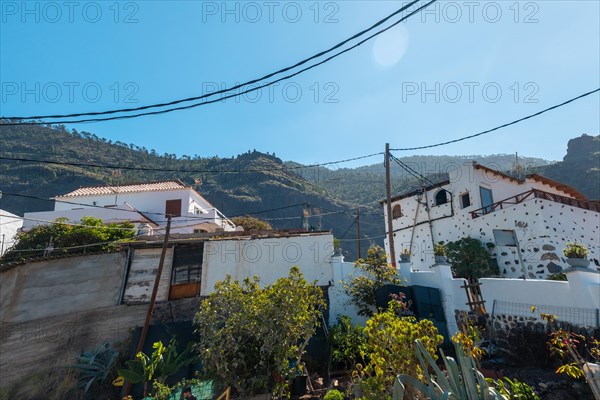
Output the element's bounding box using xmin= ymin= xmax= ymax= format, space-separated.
xmin=1 ymin=123 xmax=597 ymax=261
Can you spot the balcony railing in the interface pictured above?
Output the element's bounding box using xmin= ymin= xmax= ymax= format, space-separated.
xmin=470 ymin=189 xmax=600 ymax=219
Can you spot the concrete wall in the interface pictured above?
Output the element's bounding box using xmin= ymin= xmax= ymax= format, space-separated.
xmin=1 ymin=252 xmax=127 ymax=323
xmin=0 ymin=304 xmax=147 ymax=388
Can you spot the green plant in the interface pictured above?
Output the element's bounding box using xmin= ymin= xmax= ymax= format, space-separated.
xmin=2 ymin=216 xmax=135 ymax=263
xmin=117 ymin=339 xmax=196 ymax=397
xmin=329 ymin=315 xmax=367 ymax=370
xmin=434 ymin=242 xmax=446 ymax=257
xmin=230 ymin=216 xmax=272 ymax=231
xmin=401 ymin=248 xmax=412 ymax=256
xmin=69 ymin=342 xmax=119 ymax=396
xmin=344 ymin=245 xmax=402 ymax=317
xmin=360 ymin=302 xmax=444 ymax=400
xmin=547 ymin=272 xmax=567 ymax=281
xmin=194 ymin=267 xmax=325 ymax=397
xmin=488 ymin=377 xmax=540 ymax=399
xmin=323 ymin=388 xmax=345 ymax=400
xmin=445 ymin=237 xmax=499 ymax=282
xmin=393 ymin=340 xmax=507 ymax=400
xmin=563 ymin=242 xmax=589 ymax=259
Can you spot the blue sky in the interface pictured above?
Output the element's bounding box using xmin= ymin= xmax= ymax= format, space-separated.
xmin=2 ymin=1 xmax=599 ymax=166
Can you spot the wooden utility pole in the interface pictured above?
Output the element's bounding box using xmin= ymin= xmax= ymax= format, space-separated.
xmin=356 ymin=207 xmax=361 ymax=259
xmin=124 ymin=216 xmax=172 ymax=396
xmin=385 ymin=144 xmax=396 ymax=267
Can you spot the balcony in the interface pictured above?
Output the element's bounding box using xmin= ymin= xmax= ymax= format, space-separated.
xmin=470 ymin=189 xmax=600 ymax=219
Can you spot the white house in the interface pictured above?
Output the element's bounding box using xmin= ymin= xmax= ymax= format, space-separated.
xmin=0 ymin=210 xmax=23 ymax=255
xmin=23 ymin=180 xmax=237 ymax=235
xmin=382 ymin=161 xmax=600 ymax=279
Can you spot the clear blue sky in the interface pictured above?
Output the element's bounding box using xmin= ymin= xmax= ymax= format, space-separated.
xmin=2 ymin=1 xmax=599 ymax=166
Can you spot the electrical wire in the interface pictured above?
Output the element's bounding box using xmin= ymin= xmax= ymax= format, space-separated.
xmin=0 ymin=1 xmax=436 ymax=125
xmin=0 ymin=151 xmax=384 ymax=173
xmin=390 ymin=88 xmax=600 ymax=152
xmin=1 ymin=1 xmax=425 ymax=121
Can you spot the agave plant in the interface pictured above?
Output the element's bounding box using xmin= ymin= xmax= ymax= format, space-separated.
xmin=70 ymin=342 xmax=119 ymax=395
xmin=393 ymin=339 xmax=508 ymax=400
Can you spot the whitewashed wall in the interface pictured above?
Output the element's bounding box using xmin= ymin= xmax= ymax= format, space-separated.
xmin=383 ymin=162 xmax=600 ymax=278
xmin=0 ymin=210 xmax=23 ymax=255
xmin=201 ymin=234 xmax=335 ymax=294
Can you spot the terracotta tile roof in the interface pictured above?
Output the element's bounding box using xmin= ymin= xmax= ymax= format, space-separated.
xmin=526 ymin=174 xmax=587 ymax=200
xmin=57 ymin=180 xmax=187 ymax=197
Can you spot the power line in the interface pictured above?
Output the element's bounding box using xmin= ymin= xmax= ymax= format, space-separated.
xmin=1 ymin=1 xmax=425 ymax=122
xmin=1 ymin=1 xmax=436 ymax=126
xmin=0 ymin=152 xmax=384 ymax=173
xmin=0 ymin=213 xmax=139 ymax=231
xmin=0 ymin=192 xmax=306 ymax=221
xmin=390 ymin=88 xmax=600 ymax=152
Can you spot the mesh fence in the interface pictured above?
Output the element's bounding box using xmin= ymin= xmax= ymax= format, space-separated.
xmin=491 ymin=300 xmax=600 ymax=328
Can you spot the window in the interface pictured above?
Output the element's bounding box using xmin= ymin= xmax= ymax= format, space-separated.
xmin=392 ymin=204 xmax=402 ymax=219
xmin=165 ymin=199 xmax=182 ymax=217
xmin=170 ymin=245 xmax=203 ymax=300
xmin=479 ymin=187 xmax=494 ymax=214
xmin=460 ymin=193 xmax=471 ymax=209
xmin=434 ymin=190 xmax=448 ymax=206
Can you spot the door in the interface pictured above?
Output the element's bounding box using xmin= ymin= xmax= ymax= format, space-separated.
xmin=479 ymin=187 xmax=494 ymax=214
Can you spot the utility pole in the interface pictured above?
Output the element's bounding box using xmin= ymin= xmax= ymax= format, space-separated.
xmin=356 ymin=207 xmax=361 ymax=259
xmin=385 ymin=143 xmax=396 ymax=267
xmin=124 ymin=216 xmax=172 ymax=397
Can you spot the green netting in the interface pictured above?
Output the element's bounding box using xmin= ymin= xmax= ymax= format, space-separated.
xmin=143 ymin=380 xmax=214 ymax=400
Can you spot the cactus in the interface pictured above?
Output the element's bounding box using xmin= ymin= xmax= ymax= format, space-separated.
xmin=393 ymin=340 xmax=507 ymax=400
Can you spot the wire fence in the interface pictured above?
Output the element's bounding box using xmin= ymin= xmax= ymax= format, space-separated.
xmin=491 ymin=300 xmax=600 ymax=328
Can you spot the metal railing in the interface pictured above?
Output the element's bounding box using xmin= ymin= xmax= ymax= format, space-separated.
xmin=471 ymin=189 xmax=600 ymax=219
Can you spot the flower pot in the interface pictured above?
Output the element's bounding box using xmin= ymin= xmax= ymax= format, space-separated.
xmin=291 ymin=375 xmax=307 ymax=396
xmin=435 ymin=255 xmax=447 ymax=264
xmin=566 ymin=258 xmax=590 ymax=268
xmin=400 ymin=254 xmax=410 ymax=262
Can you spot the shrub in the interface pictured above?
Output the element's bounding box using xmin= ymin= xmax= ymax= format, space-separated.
xmin=194 ymin=267 xmax=325 ymax=397
xmin=359 ymin=303 xmax=443 ymax=400
xmin=344 ymin=245 xmax=402 ymax=317
xmin=323 ymin=389 xmax=345 ymax=400
xmin=329 ymin=315 xmax=366 ymax=371
xmin=445 ymin=237 xmax=499 ymax=281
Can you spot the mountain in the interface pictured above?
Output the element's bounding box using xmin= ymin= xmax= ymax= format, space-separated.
xmin=1 ymin=123 xmax=596 ymax=261
xmin=539 ymin=134 xmax=600 ymax=200
xmin=0 ymin=123 xmax=382 ymax=260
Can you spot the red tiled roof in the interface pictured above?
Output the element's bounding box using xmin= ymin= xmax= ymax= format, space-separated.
xmin=57 ymin=180 xmax=187 ymax=197
xmin=526 ymin=174 xmax=587 ymax=201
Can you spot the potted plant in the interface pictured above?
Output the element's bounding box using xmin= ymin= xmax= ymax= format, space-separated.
xmin=434 ymin=242 xmax=446 ymax=264
xmin=563 ymin=242 xmax=590 ymax=268
xmin=400 ymin=248 xmax=411 ymax=263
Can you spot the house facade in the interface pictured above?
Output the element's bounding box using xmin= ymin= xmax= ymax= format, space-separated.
xmin=22 ymin=180 xmax=237 ymax=235
xmin=382 ymin=162 xmax=600 ymax=279
xmin=0 ymin=210 xmax=23 ymax=256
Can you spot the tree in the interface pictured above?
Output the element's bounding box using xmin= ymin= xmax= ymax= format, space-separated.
xmin=344 ymin=245 xmax=402 ymax=317
xmin=231 ymin=216 xmax=272 ymax=231
xmin=194 ymin=267 xmax=325 ymax=397
xmin=2 ymin=217 xmax=136 ymax=263
xmin=445 ymin=237 xmax=498 ymax=282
